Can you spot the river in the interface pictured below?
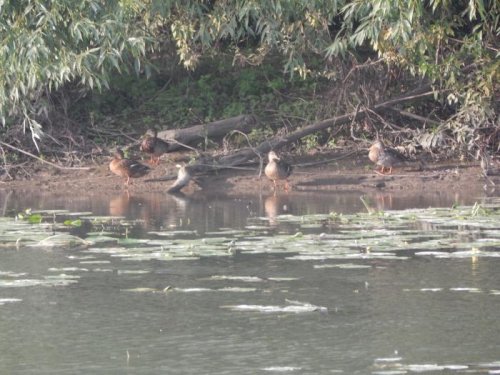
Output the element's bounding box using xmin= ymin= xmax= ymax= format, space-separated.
xmin=0 ymin=188 xmax=499 ymax=374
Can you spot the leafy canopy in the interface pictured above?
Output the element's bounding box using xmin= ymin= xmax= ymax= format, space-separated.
xmin=0 ymin=0 xmax=153 ymax=147
xmin=0 ymin=0 xmax=498 ymax=145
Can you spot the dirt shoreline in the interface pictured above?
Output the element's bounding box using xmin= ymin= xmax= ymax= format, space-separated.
xmin=0 ymin=151 xmax=492 ymax=199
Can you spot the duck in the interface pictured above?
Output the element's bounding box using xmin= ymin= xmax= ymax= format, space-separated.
xmin=109 ymin=148 xmax=151 ymax=185
xmin=140 ymin=128 xmax=170 ymax=165
xmin=368 ymin=140 xmax=407 ymax=174
xmin=264 ymin=151 xmax=293 ymax=193
xmin=167 ymin=164 xmax=192 ymax=193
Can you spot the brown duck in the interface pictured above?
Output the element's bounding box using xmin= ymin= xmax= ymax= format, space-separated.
xmin=109 ymin=149 xmax=150 ymax=185
xmin=264 ymin=151 xmax=293 ymax=192
xmin=140 ymin=129 xmax=170 ymax=165
xmin=368 ymin=140 xmax=407 ymax=174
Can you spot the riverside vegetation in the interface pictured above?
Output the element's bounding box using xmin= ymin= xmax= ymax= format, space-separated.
xmin=0 ymin=1 xmax=497 ymax=180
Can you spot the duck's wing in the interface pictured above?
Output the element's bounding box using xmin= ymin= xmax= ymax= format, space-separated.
xmin=279 ymin=160 xmax=293 ymax=178
xmin=155 ymin=138 xmax=170 ymax=153
xmin=383 ymin=147 xmax=407 ymax=165
xmin=124 ymin=159 xmax=151 ymax=177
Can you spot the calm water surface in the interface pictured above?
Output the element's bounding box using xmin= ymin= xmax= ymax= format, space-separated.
xmin=0 ymin=188 xmax=499 ymax=374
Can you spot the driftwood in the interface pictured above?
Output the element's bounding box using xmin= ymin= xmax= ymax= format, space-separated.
xmin=158 ymin=115 xmax=257 ymax=151
xmin=156 ymin=85 xmax=437 ymax=193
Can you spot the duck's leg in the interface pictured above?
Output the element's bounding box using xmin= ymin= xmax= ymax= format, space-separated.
xmin=284 ymin=180 xmax=291 ymax=192
xmin=273 ymin=180 xmax=278 ymax=195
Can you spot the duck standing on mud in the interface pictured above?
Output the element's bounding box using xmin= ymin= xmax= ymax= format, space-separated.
xmin=140 ymin=129 xmax=170 ymax=165
xmin=265 ymin=150 xmax=293 ymax=193
xmin=109 ymin=148 xmax=151 ymax=186
xmin=368 ymin=140 xmax=407 ymax=174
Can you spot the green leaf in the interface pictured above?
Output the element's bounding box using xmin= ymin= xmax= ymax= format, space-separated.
xmin=27 ymin=214 xmax=43 ymax=224
xmin=63 ymin=219 xmax=82 ymax=227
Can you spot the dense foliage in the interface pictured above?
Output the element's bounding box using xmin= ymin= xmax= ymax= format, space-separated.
xmin=0 ymin=0 xmax=498 ymax=152
xmin=0 ymin=0 xmax=154 ymax=148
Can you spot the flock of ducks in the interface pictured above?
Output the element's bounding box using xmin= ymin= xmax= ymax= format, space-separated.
xmin=109 ymin=129 xmax=407 ymax=191
xmin=109 ymin=129 xmax=170 ymax=186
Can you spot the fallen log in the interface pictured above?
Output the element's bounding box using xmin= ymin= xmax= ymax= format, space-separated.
xmin=152 ymin=85 xmax=438 ymax=193
xmin=158 ymin=114 xmax=257 ymax=151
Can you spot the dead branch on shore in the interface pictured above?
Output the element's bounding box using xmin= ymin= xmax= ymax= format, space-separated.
xmin=150 ymin=85 xmax=438 ymax=193
xmin=0 ymin=141 xmax=91 ymax=171
xmin=0 ymin=115 xmax=258 ymax=179
xmin=157 ymin=115 xmax=258 ymax=151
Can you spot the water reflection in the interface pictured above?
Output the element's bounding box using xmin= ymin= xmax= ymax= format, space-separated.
xmin=264 ymin=194 xmax=291 ymax=226
xmin=0 ymin=187 xmax=494 ymax=234
xmin=108 ymin=191 xmax=191 ymax=230
xmin=108 ymin=192 xmax=151 ymax=218
xmin=364 ymin=191 xmax=470 ymax=212
xmin=1 ymin=187 xmax=500 ymax=374
xmin=106 ymin=191 xmax=255 ymax=233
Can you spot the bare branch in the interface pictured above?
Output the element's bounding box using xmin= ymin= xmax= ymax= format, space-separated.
xmin=0 ymin=141 xmax=91 ymax=170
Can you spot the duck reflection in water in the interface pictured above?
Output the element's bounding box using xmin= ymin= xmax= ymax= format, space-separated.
xmin=264 ymin=194 xmax=291 ymax=226
xmin=361 ymin=194 xmax=398 ymax=213
xmin=109 ymin=192 xmax=130 ymax=217
xmin=108 ymin=191 xmax=191 ymax=229
xmin=108 ymin=191 xmax=150 ymax=219
xmin=164 ymin=191 xmax=191 ymax=229
xmin=108 ymin=192 xmax=159 ymax=229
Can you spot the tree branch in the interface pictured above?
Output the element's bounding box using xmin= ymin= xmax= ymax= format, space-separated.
xmin=0 ymin=141 xmax=91 ymax=170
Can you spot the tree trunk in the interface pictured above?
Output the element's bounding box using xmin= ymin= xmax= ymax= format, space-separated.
xmin=158 ymin=115 xmax=257 ymax=151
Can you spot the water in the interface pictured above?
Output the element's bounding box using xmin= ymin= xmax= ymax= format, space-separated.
xmin=0 ymin=188 xmax=499 ymax=374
